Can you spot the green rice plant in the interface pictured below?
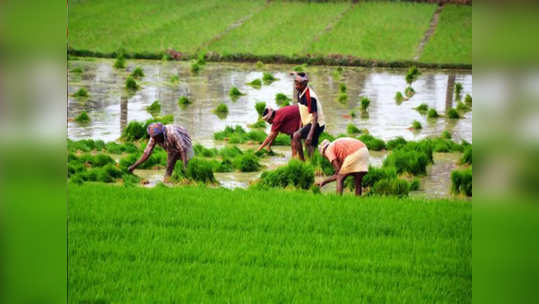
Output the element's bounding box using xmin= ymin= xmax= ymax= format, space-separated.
xmin=229 ymin=87 xmax=244 ymax=99
xmin=131 ymin=67 xmax=144 ymax=78
xmin=360 ymin=97 xmax=370 ymax=111
xmin=196 ymin=52 xmax=206 ymax=65
xmin=113 ymin=56 xmax=125 ymax=69
xmin=338 ymin=93 xmax=348 ymax=104
xmin=275 ymin=93 xmax=291 ymax=107
xmin=191 ymin=62 xmax=200 ymax=73
xmin=349 ymin=111 xmax=356 ymax=118
xmin=146 ymin=100 xmax=161 ymax=115
xmin=247 ymin=79 xmax=262 ymax=89
xmin=104 ymin=142 xmax=137 ymax=154
xmin=293 ymin=64 xmax=306 ymax=72
xmin=409 ymin=178 xmax=420 ymax=191
xmin=427 ymin=108 xmax=439 ymax=118
xmin=122 ymin=173 xmax=141 ymax=187
xmin=215 ymin=158 xmax=234 ymax=173
xmin=383 ymin=149 xmax=429 ymax=176
xmin=274 ymin=134 xmax=291 ymax=146
xmin=246 ymin=130 xmax=267 ymax=143
xmin=262 ymin=72 xmax=277 ymax=84
xmin=456 ymin=101 xmax=469 ymax=112
xmin=74 ymin=111 xmax=90 ymax=124
xmin=451 ymin=167 xmax=472 ymax=196
xmin=171 ymin=158 xmax=216 ymax=184
xmin=255 ymin=102 xmax=266 ymax=117
xmin=358 ymin=134 xmax=386 ymax=151
xmin=339 ymin=83 xmax=347 ymax=94
xmin=415 ymin=103 xmax=429 ymax=114
xmin=178 ymin=96 xmax=191 ymax=107
xmin=361 ymin=166 xmax=397 ymax=188
xmin=395 ymin=91 xmax=404 ymax=103
xmin=460 ymin=146 xmax=472 ymax=165
xmin=386 ymin=136 xmax=407 ymax=150
xmin=442 ymin=130 xmax=452 ymax=139
xmin=214 ymin=103 xmax=229 ymax=115
xmin=249 ymin=120 xmax=266 ymax=129
xmin=122 ymin=121 xmax=146 ymax=141
xmin=67 ymin=139 xmax=106 ymax=152
xmin=256 ymin=61 xmax=264 ymax=69
xmin=125 ymin=76 xmax=139 ymax=90
xmin=371 ymin=178 xmax=410 ymax=197
xmin=193 ymin=144 xmax=218 ymax=158
xmin=412 ymin=120 xmax=422 ymax=130
xmin=234 ymin=152 xmax=262 ymax=172
xmin=448 ymin=108 xmax=460 ymax=119
xmin=406 ymin=66 xmax=421 ymax=85
xmin=214 ymin=126 xmax=245 ymax=141
xmin=310 ymin=150 xmax=334 ymax=176
xmin=465 ymin=94 xmax=472 ymax=104
xmin=88 ymin=154 xmax=115 ymax=167
xmin=455 ymin=82 xmax=463 ymax=100
xmin=404 ymin=86 xmax=415 ymax=98
xmin=73 ymin=88 xmax=89 ymax=98
xmin=170 ymin=75 xmax=179 ymax=83
xmin=347 ymin=124 xmax=361 ymax=135
xmin=260 ymin=159 xmax=314 ymax=190
xmin=70 ymin=67 xmax=83 ymax=73
xmin=218 ymin=146 xmax=243 ymax=159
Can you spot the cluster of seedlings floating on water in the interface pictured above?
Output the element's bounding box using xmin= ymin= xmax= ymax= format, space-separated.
xmin=360 ymin=97 xmax=370 ymax=111
xmin=275 ymin=93 xmax=291 ymax=107
xmin=229 ymin=87 xmax=245 ymax=99
xmin=214 ymin=103 xmax=229 ymax=119
xmin=73 ymin=88 xmax=89 ymax=98
xmin=411 ymin=120 xmax=422 ymax=130
xmin=178 ymin=96 xmax=191 ymax=107
xmin=130 ymin=67 xmax=144 ymax=78
xmin=247 ymin=78 xmax=262 ymax=89
xmin=146 ymin=100 xmax=161 ymax=115
xmin=262 ymin=72 xmax=277 ymax=84
xmin=125 ymin=76 xmax=139 ymax=90
xmin=74 ymin=111 xmax=90 ymax=124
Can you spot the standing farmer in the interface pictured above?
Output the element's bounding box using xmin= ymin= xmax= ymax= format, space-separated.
xmin=128 ymin=123 xmax=194 ymax=181
xmin=256 ymin=105 xmax=301 ymax=157
xmin=316 ymin=138 xmax=369 ymax=196
xmin=292 ymin=72 xmax=326 ymax=160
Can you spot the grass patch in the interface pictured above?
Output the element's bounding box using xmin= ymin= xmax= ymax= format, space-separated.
xmin=73 ymin=88 xmax=89 ymax=98
xmin=74 ymin=111 xmax=90 ymax=124
xmin=68 ymin=183 xmax=471 ymax=303
xmin=275 ymin=93 xmax=291 ymax=107
xmin=410 ymin=178 xmax=420 ymax=191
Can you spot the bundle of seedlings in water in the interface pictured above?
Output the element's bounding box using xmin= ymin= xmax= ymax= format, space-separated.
xmin=273 ymin=134 xmax=291 ymax=146
xmin=104 ymin=141 xmax=137 ymax=154
xmin=358 ymin=134 xmax=386 ymax=151
xmin=360 ymin=97 xmax=370 ymax=111
xmin=275 ymin=93 xmax=291 ymax=107
xmin=371 ymin=178 xmax=410 ymax=197
xmin=73 ymin=88 xmax=89 ymax=98
xmin=67 ymin=139 xmax=106 ymax=153
xmin=218 ymin=145 xmax=243 ymax=159
xmin=451 ymin=167 xmax=472 ymax=196
xmin=191 ymin=62 xmax=200 ymax=73
xmin=310 ymin=150 xmax=334 ymax=176
xmin=70 ymin=67 xmax=83 ymax=74
xmin=339 ymin=83 xmax=347 ymax=94
xmin=441 ymin=130 xmax=452 ymax=139
xmin=411 ymin=120 xmax=422 ymax=130
xmin=404 ymin=86 xmax=415 ymax=98
xmin=455 ymin=82 xmax=463 ymax=101
xmin=234 ymin=152 xmax=262 ymax=172
xmin=386 ymin=136 xmax=407 ymax=150
xmin=131 ymin=67 xmax=144 ymax=78
xmin=349 ymin=110 xmax=356 ymax=118
xmin=194 ymin=144 xmax=218 ymax=158
xmin=338 ymin=93 xmax=348 ymax=104
xmin=256 ymin=61 xmax=264 ymax=69
xmin=383 ymin=149 xmax=429 ymax=176
xmin=146 ymin=100 xmax=161 ymax=115
xmin=170 ymin=75 xmax=180 ymax=83
xmin=361 ymin=166 xmax=398 ymax=188
xmin=247 ymin=79 xmax=262 ymax=89
xmin=427 ymin=108 xmax=439 ymax=118
xmin=409 ymin=178 xmax=420 ymax=191
xmin=347 ymin=124 xmax=361 ymax=135
xmin=125 ymin=76 xmax=139 ymax=90
xmin=229 ymin=87 xmax=244 ymax=99
xmin=114 ymin=56 xmax=126 ymax=69
xmin=460 ymin=146 xmax=472 ymax=165
xmin=448 ymin=108 xmax=460 ymax=119
xmin=456 ymin=101 xmax=470 ymax=112
xmin=255 ymin=102 xmax=266 ymax=117
xmin=171 ymin=158 xmax=216 ymax=184
xmin=249 ymin=120 xmax=266 ymax=129
xmin=74 ymin=111 xmax=90 ymax=124
xmin=214 ymin=103 xmax=229 ymax=119
xmin=259 ymin=159 xmax=314 ymax=190
xmin=178 ymin=96 xmax=191 ymax=107
xmin=214 ymin=125 xmax=246 ymax=141
xmin=122 ymin=121 xmax=146 ymax=141
xmin=465 ymin=94 xmax=472 ymax=104
xmin=405 ymin=66 xmax=420 ymax=85
xmin=415 ymin=103 xmax=429 ymax=114
xmin=262 ymin=72 xmax=277 ymax=84
xmin=395 ymin=91 xmax=405 ymax=103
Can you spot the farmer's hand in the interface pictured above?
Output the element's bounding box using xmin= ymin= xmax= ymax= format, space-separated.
xmin=305 ymin=136 xmax=313 ymax=146
xmin=315 ymin=181 xmax=324 ymax=188
xmin=127 ymin=165 xmax=135 ymax=173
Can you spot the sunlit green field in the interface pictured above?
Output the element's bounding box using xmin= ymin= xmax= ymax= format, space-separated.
xmin=421 ymin=4 xmax=472 ymax=64
xmin=68 ymin=183 xmax=471 ymax=303
xmin=311 ymin=2 xmax=436 ymax=61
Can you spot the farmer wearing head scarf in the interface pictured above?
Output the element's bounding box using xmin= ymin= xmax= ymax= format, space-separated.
xmin=128 ymin=123 xmax=194 ymax=180
xmin=291 ymin=72 xmax=326 ymax=161
xmin=316 ymin=137 xmax=369 ymax=196
xmin=256 ymin=104 xmax=301 ymax=156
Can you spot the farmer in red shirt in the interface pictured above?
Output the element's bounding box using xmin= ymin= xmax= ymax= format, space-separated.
xmin=256 ymin=105 xmax=301 ymax=157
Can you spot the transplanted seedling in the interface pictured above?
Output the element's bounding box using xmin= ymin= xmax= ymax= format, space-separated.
xmin=74 ymin=111 xmax=90 ymax=124
xmin=448 ymin=108 xmax=460 ymax=119
xmin=360 ymin=97 xmax=370 ymax=111
xmin=125 ymin=76 xmax=139 ymax=90
xmin=73 ymin=88 xmax=89 ymax=98
xmin=411 ymin=120 xmax=422 ymax=130
xmin=131 ymin=67 xmax=144 ymax=78
xmin=275 ymin=93 xmax=290 ymax=107
xmin=427 ymin=108 xmax=439 ymax=118
xmin=415 ymin=103 xmax=428 ymax=114
xmin=229 ymin=87 xmax=245 ymax=99
xmin=247 ymin=79 xmax=262 ymax=89
xmin=214 ymin=103 xmax=229 ymax=119
xmin=395 ymin=91 xmax=405 ymax=103
xmin=262 ymin=72 xmax=277 ymax=84
xmin=255 ymin=102 xmax=266 ymax=117
xmin=178 ymin=96 xmax=191 ymax=107
xmin=146 ymin=100 xmax=161 ymax=115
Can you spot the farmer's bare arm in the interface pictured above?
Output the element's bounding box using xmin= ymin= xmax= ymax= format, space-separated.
xmin=256 ymin=131 xmax=278 ymax=152
xmin=128 ymin=139 xmax=155 ymax=172
xmin=306 ymin=112 xmax=318 ymax=145
xmin=317 ymin=159 xmax=342 ymax=187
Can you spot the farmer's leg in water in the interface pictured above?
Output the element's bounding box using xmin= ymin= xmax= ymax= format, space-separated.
xmin=165 ymin=151 xmax=180 ymax=178
xmin=290 ymin=134 xmax=298 ymax=157
xmin=354 ymin=172 xmax=366 ymax=196
xmin=336 ymin=174 xmax=347 ymax=195
xmin=293 ymin=130 xmax=305 ymax=161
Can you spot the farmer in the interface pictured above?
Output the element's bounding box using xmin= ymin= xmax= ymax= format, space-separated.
xmin=315 ymin=138 xmax=369 ymax=196
xmin=127 ymin=123 xmax=194 ymax=180
xmin=291 ymin=72 xmax=326 ymax=161
xmin=256 ymin=105 xmax=301 ymax=156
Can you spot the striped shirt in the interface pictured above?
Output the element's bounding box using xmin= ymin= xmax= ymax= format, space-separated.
xmin=143 ymin=125 xmax=194 ymax=159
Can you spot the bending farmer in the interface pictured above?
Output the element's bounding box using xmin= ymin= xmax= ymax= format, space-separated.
xmin=128 ymin=123 xmax=194 ymax=180
xmin=256 ymin=105 xmax=301 ymax=156
xmin=292 ymin=72 xmax=326 ymax=160
xmin=316 ymin=138 xmax=369 ymax=196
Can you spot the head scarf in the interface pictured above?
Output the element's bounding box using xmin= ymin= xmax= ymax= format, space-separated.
xmin=319 ymin=139 xmax=331 ymax=157
xmin=262 ymin=107 xmax=275 ymax=122
xmin=147 ymin=122 xmax=164 ymax=138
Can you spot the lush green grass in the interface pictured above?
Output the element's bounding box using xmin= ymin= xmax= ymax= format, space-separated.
xmin=421 ymin=5 xmax=472 ymax=64
xmin=208 ymin=1 xmax=350 ymax=56
xmin=68 ymin=0 xmax=265 ymax=54
xmin=311 ymin=2 xmax=436 ymax=61
xmin=69 ymin=183 xmax=471 ymax=303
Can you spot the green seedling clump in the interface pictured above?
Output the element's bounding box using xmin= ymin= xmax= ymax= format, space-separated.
xmin=262 ymin=72 xmax=277 ymax=84
xmin=256 ymin=61 xmax=264 ymax=69
xmin=259 ymin=159 xmax=314 ymax=190
xmin=275 ymin=93 xmax=291 ymax=107
xmin=249 ymin=120 xmax=266 ymax=129
xmin=412 ymin=120 xmax=422 ymax=130
xmin=247 ymin=79 xmax=262 ymax=89
xmin=234 ymin=153 xmax=262 ymax=172
xmin=465 ymin=94 xmax=472 ymax=104
xmin=125 ymin=76 xmax=139 ymax=90
xmin=456 ymin=101 xmax=469 ymax=112
xmin=427 ymin=108 xmax=439 ymax=118
xmin=339 ymin=83 xmax=347 ymax=93
xmin=255 ymin=102 xmax=266 ymax=117
xmin=214 ymin=103 xmax=229 ymax=116
xmin=191 ymin=62 xmax=200 ymax=73
xmin=113 ymin=57 xmax=125 ymax=69
xmin=406 ymin=66 xmax=420 ymax=85
xmin=171 ymin=158 xmax=216 ymax=184
xmin=383 ymin=149 xmax=429 ymax=176
xmin=361 ymin=166 xmax=398 ymax=188
xmin=448 ymin=108 xmax=460 ymax=119
xmin=73 ymin=88 xmax=89 ymax=98
xmin=178 ymin=96 xmax=191 ymax=106
xmin=218 ymin=145 xmax=243 ymax=159
xmin=229 ymin=87 xmax=244 ymax=98
xmin=358 ymin=134 xmax=386 ymax=151
xmin=372 ymin=178 xmax=410 ymax=197
xmin=67 ymin=139 xmax=106 ymax=152
xmin=310 ymin=150 xmax=334 ymax=176
xmin=349 ymin=111 xmax=356 ymax=118
xmin=170 ymin=75 xmax=180 ymax=83
xmin=293 ymin=64 xmax=306 ymax=72
xmin=451 ymin=167 xmax=472 ymax=196
xmin=386 ymin=137 xmax=407 ymax=150
xmin=404 ymin=86 xmax=415 ymax=98
xmin=194 ymin=144 xmax=218 ymax=158
xmin=360 ymin=97 xmax=370 ymax=111
xmin=409 ymin=178 xmax=420 ymax=191
xmin=131 ymin=67 xmax=144 ymax=78
xmin=442 ymin=130 xmax=452 ymax=139
xmin=455 ymin=82 xmax=463 ymax=100
xmin=338 ymin=93 xmax=348 ymax=104
xmin=105 ymin=142 xmax=137 ymax=154
xmin=74 ymin=111 xmax=90 ymax=124
xmin=122 ymin=121 xmax=146 ymax=141
xmin=70 ymin=67 xmax=83 ymax=73
xmin=146 ymin=100 xmax=161 ymax=115
xmin=347 ymin=124 xmax=361 ymax=135
xmin=460 ymin=146 xmax=472 ymax=165
xmin=274 ymin=134 xmax=291 ymax=146
xmin=415 ymin=103 xmax=428 ymax=113
xmin=395 ymin=91 xmax=404 ymax=103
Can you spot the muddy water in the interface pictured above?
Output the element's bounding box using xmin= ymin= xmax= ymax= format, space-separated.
xmin=68 ymin=58 xmax=471 ymax=197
